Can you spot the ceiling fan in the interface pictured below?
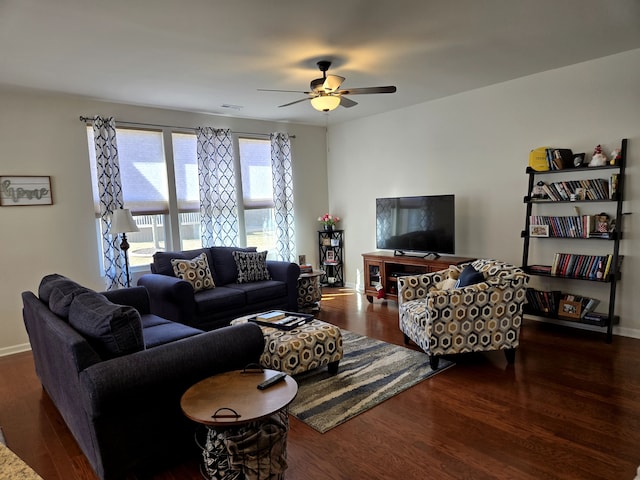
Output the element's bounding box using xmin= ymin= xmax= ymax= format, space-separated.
xmin=259 ymin=60 xmax=397 ymax=112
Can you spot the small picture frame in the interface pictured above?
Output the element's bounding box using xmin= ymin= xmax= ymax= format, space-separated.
xmin=322 ymin=238 xmax=331 ymax=246
xmin=558 ymin=299 xmax=581 ymax=319
xmin=325 ymin=250 xmax=335 ymax=263
xmin=529 ymin=224 xmax=549 ymax=237
xmin=298 ymin=254 xmax=306 ymax=265
xmin=0 ymin=176 xmax=53 ymax=206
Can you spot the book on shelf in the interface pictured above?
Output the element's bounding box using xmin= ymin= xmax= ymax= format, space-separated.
xmin=528 ymin=264 xmax=552 ymax=274
xmin=545 ymin=148 xmax=574 ymax=170
xmin=609 ymin=173 xmax=619 ymax=199
xmin=529 ymin=214 xmax=619 ymax=239
xmin=527 ymin=288 xmax=600 ymax=320
xmin=525 ymin=288 xmax=561 ymax=315
xmin=550 ymin=253 xmax=612 ymax=280
xmin=534 ymin=178 xmax=611 ymax=202
xmin=581 ymin=311 xmax=609 ymax=326
xmin=580 ymin=298 xmax=600 ymax=318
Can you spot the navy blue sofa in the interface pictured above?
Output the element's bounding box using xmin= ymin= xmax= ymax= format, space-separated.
xmin=138 ymin=246 xmax=301 ymax=331
xmin=22 ymin=274 xmax=265 ymax=480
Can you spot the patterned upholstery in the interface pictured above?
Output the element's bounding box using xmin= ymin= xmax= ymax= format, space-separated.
xmin=398 ymin=259 xmax=529 ymax=365
xmin=232 ymin=317 xmax=343 ymax=375
xmin=260 ymin=319 xmax=343 ymax=375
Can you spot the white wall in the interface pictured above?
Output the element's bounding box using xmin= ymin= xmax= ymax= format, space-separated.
xmin=328 ymin=49 xmax=640 ymax=338
xmin=0 ymin=88 xmax=328 ymax=354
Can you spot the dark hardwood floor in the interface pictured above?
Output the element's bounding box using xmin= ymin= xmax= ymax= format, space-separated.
xmin=2 ymin=288 xmax=639 ymax=479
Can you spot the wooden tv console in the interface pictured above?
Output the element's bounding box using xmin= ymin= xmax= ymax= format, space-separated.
xmin=362 ymin=251 xmax=475 ymax=303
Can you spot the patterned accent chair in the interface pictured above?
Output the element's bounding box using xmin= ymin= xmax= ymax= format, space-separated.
xmin=398 ymin=259 xmax=529 ymax=368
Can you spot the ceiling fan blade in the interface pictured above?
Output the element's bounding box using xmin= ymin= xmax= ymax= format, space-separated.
xmin=339 ymin=96 xmax=358 ymax=108
xmin=323 ymin=75 xmax=345 ymax=92
xmin=258 ymin=88 xmax=312 ymax=94
xmin=337 ymin=86 xmax=397 ymax=95
xmin=278 ymin=98 xmax=311 ymax=108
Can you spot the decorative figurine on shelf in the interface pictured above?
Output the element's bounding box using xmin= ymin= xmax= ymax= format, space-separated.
xmin=531 ymin=181 xmax=547 ymax=199
xmin=589 ymin=144 xmax=608 ymax=167
xmin=596 ymin=213 xmax=610 ymax=233
xmin=610 ymin=148 xmax=622 ymax=166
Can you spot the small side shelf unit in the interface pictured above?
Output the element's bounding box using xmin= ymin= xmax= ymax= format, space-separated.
xmin=362 ymin=251 xmax=475 ymax=303
xmin=521 ymin=139 xmax=628 ymax=342
xmin=318 ymin=229 xmax=344 ymax=287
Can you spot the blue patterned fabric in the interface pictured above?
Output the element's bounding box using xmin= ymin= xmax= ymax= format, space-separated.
xmin=270 ymin=133 xmax=296 ymax=262
xmin=93 ymin=116 xmax=127 ymax=290
xmin=196 ymin=127 xmax=239 ymax=247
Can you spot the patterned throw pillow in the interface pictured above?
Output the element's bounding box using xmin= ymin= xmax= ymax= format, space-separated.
xmin=171 ymin=253 xmax=215 ymax=292
xmin=232 ymin=250 xmax=271 ymax=284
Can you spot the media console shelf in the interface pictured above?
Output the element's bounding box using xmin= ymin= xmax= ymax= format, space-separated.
xmin=362 ymin=251 xmax=475 ymax=303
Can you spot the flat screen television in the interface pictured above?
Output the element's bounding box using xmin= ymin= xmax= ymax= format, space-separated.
xmin=376 ymin=195 xmax=455 ymax=257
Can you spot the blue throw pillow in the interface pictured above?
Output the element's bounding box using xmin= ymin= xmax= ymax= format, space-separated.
xmin=69 ymin=292 xmax=144 ymax=359
xmin=455 ymin=265 xmax=485 ymax=288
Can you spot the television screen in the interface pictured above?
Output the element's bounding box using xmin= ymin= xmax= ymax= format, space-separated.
xmin=376 ymin=195 xmax=455 ymax=255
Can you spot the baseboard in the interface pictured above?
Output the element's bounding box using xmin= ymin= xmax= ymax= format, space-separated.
xmin=0 ymin=343 xmax=31 ymax=358
xmin=613 ymin=325 xmax=640 ymax=340
xmin=527 ymin=316 xmax=640 ymax=340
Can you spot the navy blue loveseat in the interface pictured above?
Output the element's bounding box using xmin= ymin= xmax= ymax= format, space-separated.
xmin=22 ymin=274 xmax=265 ymax=480
xmin=138 ymin=246 xmax=300 ymax=331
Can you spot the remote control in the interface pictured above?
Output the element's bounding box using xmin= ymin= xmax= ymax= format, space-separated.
xmin=257 ymin=372 xmax=287 ymax=390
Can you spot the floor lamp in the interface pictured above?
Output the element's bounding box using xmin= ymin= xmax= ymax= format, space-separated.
xmin=111 ymin=208 xmax=140 ymax=288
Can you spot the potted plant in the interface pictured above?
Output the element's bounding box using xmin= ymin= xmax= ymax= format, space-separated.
xmin=318 ymin=213 xmax=340 ymax=231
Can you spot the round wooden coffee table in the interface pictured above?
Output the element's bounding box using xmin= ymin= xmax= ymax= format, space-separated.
xmin=181 ymin=369 xmax=298 ymax=479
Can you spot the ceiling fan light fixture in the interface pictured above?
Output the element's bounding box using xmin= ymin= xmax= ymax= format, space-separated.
xmin=322 ymin=74 xmax=345 ymax=92
xmin=310 ymin=95 xmax=340 ymax=112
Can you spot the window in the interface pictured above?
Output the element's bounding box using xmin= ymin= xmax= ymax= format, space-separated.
xmin=238 ymin=137 xmax=277 ymax=255
xmin=172 ymin=132 xmax=201 ymax=250
xmin=87 ymin=127 xmax=280 ymax=270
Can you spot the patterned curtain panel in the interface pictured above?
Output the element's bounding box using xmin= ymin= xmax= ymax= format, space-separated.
xmin=92 ymin=116 xmax=127 ymax=290
xmin=270 ymin=133 xmax=296 ymax=262
xmin=196 ymin=127 xmax=239 ymax=247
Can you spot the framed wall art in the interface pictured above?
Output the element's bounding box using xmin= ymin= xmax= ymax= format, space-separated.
xmin=0 ymin=176 xmax=53 ymax=206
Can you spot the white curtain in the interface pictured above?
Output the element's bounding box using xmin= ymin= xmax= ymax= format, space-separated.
xmin=196 ymin=127 xmax=239 ymax=246
xmin=92 ymin=116 xmax=127 ymax=289
xmin=270 ymin=133 xmax=296 ymax=261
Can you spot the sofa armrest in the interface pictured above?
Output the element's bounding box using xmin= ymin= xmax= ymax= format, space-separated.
xmin=397 ymin=270 xmax=448 ymax=307
xmin=137 ymin=273 xmax=196 ymax=325
xmin=101 ymin=286 xmax=151 ymax=314
xmin=267 ymin=260 xmax=301 ymax=311
xmin=79 ymin=322 xmax=265 ymax=418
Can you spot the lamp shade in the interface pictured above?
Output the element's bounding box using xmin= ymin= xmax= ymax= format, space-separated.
xmin=310 ymin=95 xmax=341 ymax=112
xmin=111 ymin=208 xmax=140 ymax=234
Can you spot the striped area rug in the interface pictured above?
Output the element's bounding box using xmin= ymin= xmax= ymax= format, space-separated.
xmin=289 ymin=330 xmax=454 ymax=433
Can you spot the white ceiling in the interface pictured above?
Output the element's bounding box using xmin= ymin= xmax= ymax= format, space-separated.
xmin=1 ymin=0 xmax=640 ymax=126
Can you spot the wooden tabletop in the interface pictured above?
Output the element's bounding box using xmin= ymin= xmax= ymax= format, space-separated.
xmin=180 ymin=369 xmax=298 ymax=427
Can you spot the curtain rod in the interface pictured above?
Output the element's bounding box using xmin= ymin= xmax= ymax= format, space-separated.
xmin=78 ymin=116 xmax=295 ymax=138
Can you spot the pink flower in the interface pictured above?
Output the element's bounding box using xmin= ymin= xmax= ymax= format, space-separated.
xmin=318 ymin=213 xmax=340 ymax=226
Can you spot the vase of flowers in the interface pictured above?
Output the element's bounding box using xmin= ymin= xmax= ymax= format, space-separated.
xmin=318 ymin=213 xmax=340 ymax=231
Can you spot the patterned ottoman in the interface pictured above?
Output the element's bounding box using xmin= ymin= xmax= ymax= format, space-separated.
xmin=233 ymin=317 xmax=343 ymax=376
